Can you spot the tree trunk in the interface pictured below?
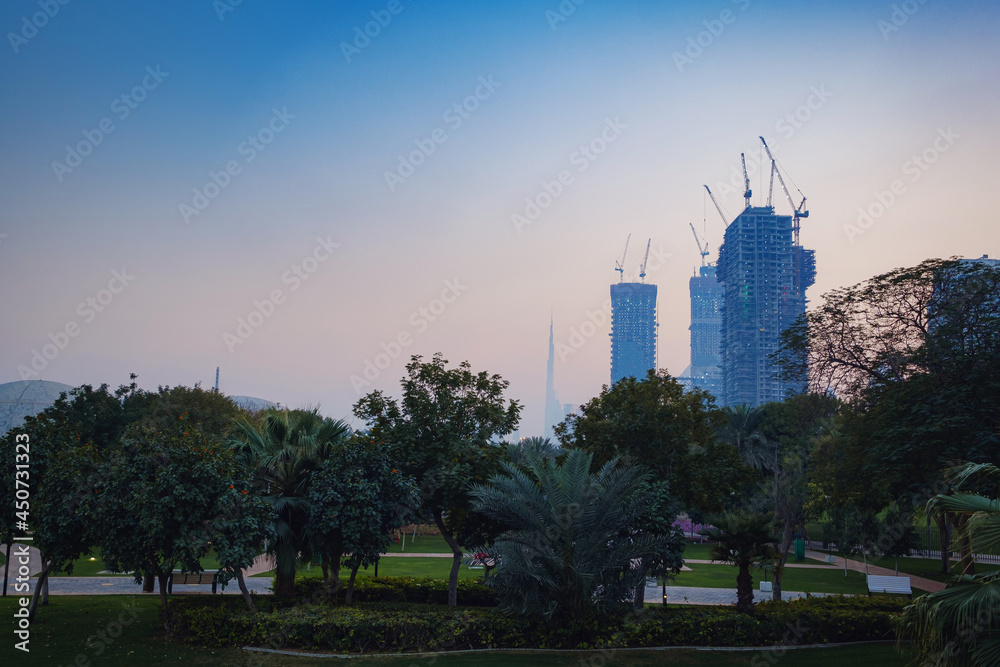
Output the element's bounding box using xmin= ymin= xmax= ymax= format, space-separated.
xmin=772 ymin=518 xmax=794 ymax=602
xmin=345 ymin=563 xmax=360 ymax=604
xmin=27 ymin=561 xmax=51 ymax=623
xmin=321 ymin=554 xmax=329 ymax=582
xmin=40 ymin=574 xmax=48 ymax=606
xmin=934 ymin=513 xmax=951 ymax=575
xmin=954 ymin=514 xmax=976 ymax=575
xmin=434 ymin=511 xmax=462 ymax=607
xmin=236 ymin=571 xmax=256 ymax=613
xmin=158 ymin=572 xmax=170 ymax=608
xmin=3 ymin=543 xmax=11 ymax=596
xmin=142 ymin=568 xmax=155 ymax=593
xmin=736 ymin=564 xmax=754 ymax=614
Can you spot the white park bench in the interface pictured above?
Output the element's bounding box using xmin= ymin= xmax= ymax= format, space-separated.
xmin=867 ymin=574 xmax=912 ymax=599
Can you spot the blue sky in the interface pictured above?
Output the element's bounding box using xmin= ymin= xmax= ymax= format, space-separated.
xmin=2 ymin=0 xmax=998 ymax=433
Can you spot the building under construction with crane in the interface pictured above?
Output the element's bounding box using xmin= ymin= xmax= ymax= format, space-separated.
xmin=610 ymin=235 xmax=658 ymax=385
xmin=709 ymin=138 xmax=816 ymax=407
xmin=685 ymin=222 xmax=724 ymax=398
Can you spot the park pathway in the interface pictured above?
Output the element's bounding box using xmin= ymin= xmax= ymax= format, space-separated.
xmin=803 ymin=549 xmax=945 ymax=593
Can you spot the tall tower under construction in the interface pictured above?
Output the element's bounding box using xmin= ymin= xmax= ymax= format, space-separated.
xmin=609 ymin=236 xmax=658 ymax=384
xmin=714 ymin=140 xmax=816 ymax=407
xmin=688 ymin=264 xmax=723 ymax=397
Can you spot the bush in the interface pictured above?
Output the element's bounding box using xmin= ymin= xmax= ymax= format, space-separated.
xmin=290 ymin=576 xmax=498 ymax=606
xmin=164 ymin=593 xmax=906 ymax=653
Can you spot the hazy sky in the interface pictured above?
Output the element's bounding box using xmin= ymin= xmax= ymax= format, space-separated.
xmin=2 ymin=0 xmax=998 ymax=434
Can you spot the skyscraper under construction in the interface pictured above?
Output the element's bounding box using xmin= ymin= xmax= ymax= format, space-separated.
xmin=713 ymin=139 xmax=816 ymax=407
xmin=610 ymin=237 xmax=658 ymax=384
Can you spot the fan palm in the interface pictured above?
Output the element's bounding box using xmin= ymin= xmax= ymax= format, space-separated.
xmin=700 ymin=509 xmax=779 ymax=613
xmin=470 ymin=448 xmax=675 ymax=624
xmin=229 ymin=408 xmax=350 ymax=597
xmin=718 ymin=404 xmax=776 ymax=471
xmin=898 ymin=462 xmax=1000 ymax=666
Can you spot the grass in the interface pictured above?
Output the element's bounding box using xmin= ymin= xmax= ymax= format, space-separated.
xmin=0 ymin=595 xmax=908 ymax=666
xmin=252 ymin=556 xmax=485 ymax=581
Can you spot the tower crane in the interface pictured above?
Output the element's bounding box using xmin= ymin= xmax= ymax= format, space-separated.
xmin=703 ymin=185 xmax=731 ymax=226
xmin=638 ymin=238 xmax=651 ymax=281
xmin=741 ymin=153 xmax=752 ymax=209
xmin=767 ymin=160 xmax=776 ymax=208
xmin=615 ymin=233 xmax=631 ymax=282
xmin=759 ymin=136 xmax=809 ymax=244
xmin=689 ymin=223 xmax=710 ymax=267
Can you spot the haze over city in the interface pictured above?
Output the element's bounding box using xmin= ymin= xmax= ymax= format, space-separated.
xmin=2 ymin=0 xmax=998 ymax=433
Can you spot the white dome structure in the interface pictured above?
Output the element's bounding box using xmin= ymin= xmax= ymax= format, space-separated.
xmin=229 ymin=395 xmax=278 ymax=412
xmin=0 ymin=380 xmax=74 ymax=435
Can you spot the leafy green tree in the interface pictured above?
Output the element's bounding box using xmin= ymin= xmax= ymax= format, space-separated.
xmin=307 ymin=434 xmax=418 ymax=602
xmin=701 ymin=510 xmax=779 ymax=614
xmin=471 ymin=448 xmax=683 ymax=624
xmin=778 ymin=258 xmax=1000 ymax=573
xmin=93 ymin=425 xmax=259 ymax=612
xmin=229 ymin=408 xmax=351 ymax=598
xmin=354 ymin=353 xmax=521 ymax=607
xmin=556 ymin=369 xmax=743 ymax=514
xmin=899 ymin=462 xmax=1000 ymax=666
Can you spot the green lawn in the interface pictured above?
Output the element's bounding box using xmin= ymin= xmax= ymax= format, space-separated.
xmin=385 ymin=532 xmax=453 ymax=553
xmin=252 ymin=556 xmax=486 ymax=581
xmin=0 ymin=596 xmax=908 ymax=666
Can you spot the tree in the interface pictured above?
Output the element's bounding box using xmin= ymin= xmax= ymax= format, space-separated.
xmin=778 ymin=258 xmax=1000 ymax=574
xmin=229 ymin=408 xmax=351 ymax=598
xmin=898 ymin=462 xmax=1000 ymax=666
xmin=470 ymin=448 xmax=683 ymax=624
xmin=556 ymin=369 xmax=742 ymax=514
xmin=93 ymin=424 xmax=259 ymax=614
xmin=353 ymin=353 xmax=521 ymax=607
xmin=701 ymin=510 xmax=779 ymax=614
xmin=307 ymin=434 xmax=418 ymax=602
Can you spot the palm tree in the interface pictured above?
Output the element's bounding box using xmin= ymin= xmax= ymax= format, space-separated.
xmin=470 ymin=448 xmax=679 ymax=624
xmin=718 ymin=404 xmax=775 ymax=471
xmin=701 ymin=509 xmax=779 ymax=614
xmin=229 ymin=408 xmax=350 ymax=598
xmin=506 ymin=436 xmax=560 ymax=466
xmin=898 ymin=462 xmax=1000 ymax=666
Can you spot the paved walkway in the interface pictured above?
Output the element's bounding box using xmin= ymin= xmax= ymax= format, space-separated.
xmin=2 ymin=548 xmax=946 ymax=599
xmin=804 ymin=549 xmax=945 ymax=593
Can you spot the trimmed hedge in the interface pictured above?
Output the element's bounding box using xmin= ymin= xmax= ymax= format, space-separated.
xmin=164 ymin=593 xmax=908 ymax=654
xmin=289 ymin=575 xmax=498 ymax=607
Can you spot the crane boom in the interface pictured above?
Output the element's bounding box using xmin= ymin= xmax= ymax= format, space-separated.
xmin=767 ymin=160 xmax=775 ymax=207
xmin=741 ymin=153 xmax=752 ymax=209
xmin=615 ymin=233 xmax=631 ymax=282
xmin=689 ymin=222 xmax=709 ymax=266
xmin=703 ymin=185 xmax=730 ymax=226
xmin=638 ymin=238 xmax=651 ymax=281
xmin=759 ymin=136 xmax=809 ymax=244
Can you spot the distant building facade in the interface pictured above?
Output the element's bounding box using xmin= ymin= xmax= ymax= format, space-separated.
xmin=543 ymin=317 xmax=563 ymax=439
xmin=688 ymin=264 xmax=723 ymax=399
xmin=610 ymin=282 xmax=657 ymax=384
xmin=716 ymin=206 xmax=815 ymax=407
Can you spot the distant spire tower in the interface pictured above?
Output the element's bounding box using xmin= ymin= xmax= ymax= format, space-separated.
xmin=543 ymin=313 xmax=562 ymax=439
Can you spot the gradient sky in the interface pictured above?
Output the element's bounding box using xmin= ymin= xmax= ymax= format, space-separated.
xmin=2 ymin=0 xmax=998 ymax=434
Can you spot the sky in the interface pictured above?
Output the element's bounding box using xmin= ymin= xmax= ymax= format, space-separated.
xmin=1 ymin=0 xmax=998 ymax=434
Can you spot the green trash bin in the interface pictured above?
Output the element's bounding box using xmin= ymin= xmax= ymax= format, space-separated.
xmin=795 ymin=538 xmax=805 ymax=562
